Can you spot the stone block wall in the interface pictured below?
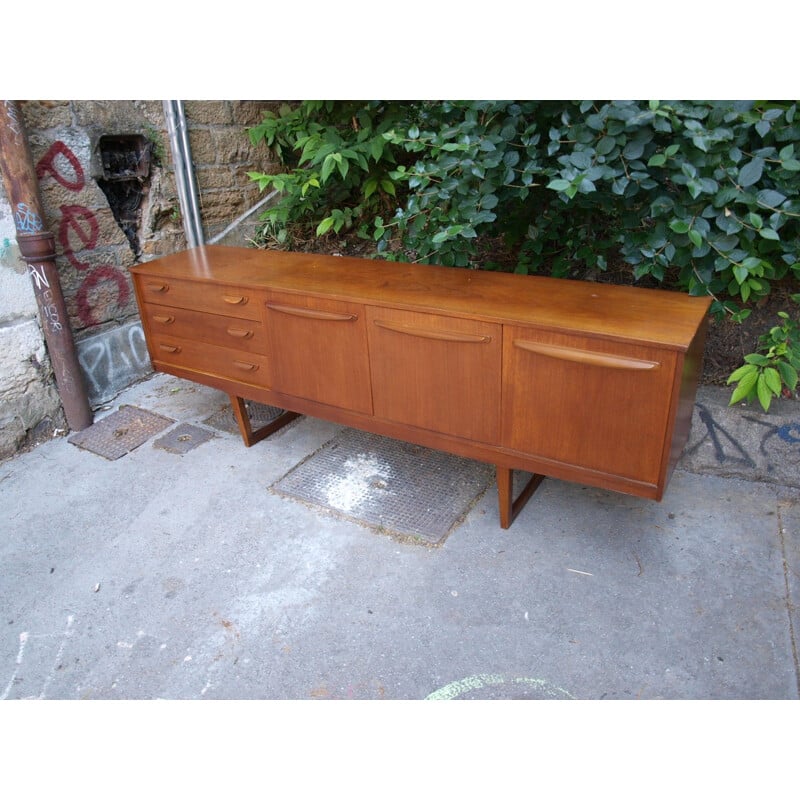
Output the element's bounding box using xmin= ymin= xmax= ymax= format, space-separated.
xmin=0 ymin=100 xmax=280 ymax=459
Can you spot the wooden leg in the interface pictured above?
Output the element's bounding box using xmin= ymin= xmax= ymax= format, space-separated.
xmin=229 ymin=395 xmax=300 ymax=447
xmin=497 ymin=466 xmax=545 ymax=529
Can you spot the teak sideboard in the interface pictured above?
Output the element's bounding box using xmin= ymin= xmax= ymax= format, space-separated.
xmin=131 ymin=246 xmax=711 ymax=529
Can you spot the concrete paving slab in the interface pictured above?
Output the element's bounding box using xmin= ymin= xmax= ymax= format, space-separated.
xmin=1 ymin=374 xmax=798 ymax=700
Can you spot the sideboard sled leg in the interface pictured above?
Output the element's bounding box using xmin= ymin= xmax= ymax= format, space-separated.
xmin=229 ymin=395 xmax=300 ymax=447
xmin=496 ymin=466 xmax=545 ymax=529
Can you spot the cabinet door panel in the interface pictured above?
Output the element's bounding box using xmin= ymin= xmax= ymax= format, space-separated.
xmin=502 ymin=328 xmax=677 ymax=484
xmin=265 ymin=292 xmax=372 ymax=414
xmin=368 ymin=307 xmax=501 ymax=443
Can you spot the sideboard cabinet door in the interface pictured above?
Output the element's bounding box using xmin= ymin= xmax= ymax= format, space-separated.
xmin=502 ymin=328 xmax=678 ymax=486
xmin=367 ymin=307 xmax=502 ymax=444
xmin=265 ymin=291 xmax=373 ymax=414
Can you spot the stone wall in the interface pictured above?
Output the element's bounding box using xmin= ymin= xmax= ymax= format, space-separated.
xmin=0 ymin=100 xmax=280 ymax=459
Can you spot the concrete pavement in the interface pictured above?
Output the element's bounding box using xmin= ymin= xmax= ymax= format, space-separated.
xmin=1 ymin=373 xmax=798 ymax=700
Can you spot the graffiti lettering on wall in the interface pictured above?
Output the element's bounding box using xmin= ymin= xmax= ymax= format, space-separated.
xmin=77 ymin=323 xmax=151 ymax=402
xmin=15 ymin=202 xmax=43 ymax=232
xmin=35 ymin=140 xmax=130 ymax=327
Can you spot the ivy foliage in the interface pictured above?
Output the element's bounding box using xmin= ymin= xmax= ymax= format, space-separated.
xmin=248 ymin=100 xmax=800 ymax=405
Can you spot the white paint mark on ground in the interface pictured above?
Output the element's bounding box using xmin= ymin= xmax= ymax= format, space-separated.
xmin=426 ymin=673 xmax=574 ymax=700
xmin=1 ymin=631 xmax=29 ymax=700
xmin=323 ymin=453 xmax=393 ymax=513
xmin=38 ymin=615 xmax=75 ymax=699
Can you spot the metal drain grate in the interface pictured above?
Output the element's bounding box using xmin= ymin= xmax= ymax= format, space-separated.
xmin=153 ymin=422 xmax=214 ymax=455
xmin=203 ymin=401 xmax=288 ymax=436
xmin=68 ymin=405 xmax=174 ymax=460
xmin=272 ymin=428 xmax=494 ymax=545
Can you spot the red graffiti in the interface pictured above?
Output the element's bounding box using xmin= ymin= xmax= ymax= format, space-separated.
xmin=35 ymin=141 xmax=129 ymax=327
xmin=58 ymin=205 xmax=98 ymax=270
xmin=36 ymin=140 xmax=85 ymax=191
xmin=74 ymin=266 xmax=130 ymax=327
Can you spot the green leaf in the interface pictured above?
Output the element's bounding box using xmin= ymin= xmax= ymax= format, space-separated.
xmin=363 ymin=177 xmax=378 ymax=199
xmin=744 ymin=353 xmax=771 ymax=366
xmin=370 ymin=137 xmax=384 ymax=162
xmin=380 ymin=179 xmax=396 ymax=197
xmin=776 ymin=361 xmax=799 ymax=390
xmin=738 ymin=157 xmax=764 ymax=187
xmin=732 ymin=264 xmax=748 ymax=284
xmin=729 ymin=367 xmax=758 ymax=403
xmin=321 ymin=153 xmax=336 ymax=182
xmin=647 ymin=153 xmax=667 ymax=167
xmin=688 ymin=229 xmax=703 ymax=248
xmin=316 ymin=216 xmax=335 ymax=236
xmin=547 ymin=179 xmax=572 ymax=192
xmin=781 ymin=158 xmax=800 ymax=171
xmin=756 ymin=372 xmax=773 ymax=411
xmin=756 ymin=189 xmax=787 ymax=208
xmin=763 ymin=367 xmax=782 ymax=395
xmin=728 ymin=364 xmax=757 ymax=383
xmin=759 ymin=227 xmax=780 ymax=241
xmin=669 ymin=219 xmax=690 ymax=234
xmin=748 ymin=212 xmax=763 ymax=229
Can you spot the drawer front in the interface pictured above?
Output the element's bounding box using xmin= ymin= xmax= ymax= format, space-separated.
xmin=143 ymin=303 xmax=267 ymax=355
xmin=265 ymin=291 xmax=372 ymax=414
xmin=137 ymin=275 xmax=263 ymax=320
xmin=151 ymin=335 xmax=271 ymax=387
xmin=367 ymin=307 xmax=501 ymax=443
xmin=502 ymin=327 xmax=677 ymax=485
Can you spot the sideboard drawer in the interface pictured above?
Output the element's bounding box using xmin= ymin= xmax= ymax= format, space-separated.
xmin=137 ymin=276 xmax=263 ymax=320
xmin=143 ymin=303 xmax=267 ymax=355
xmin=502 ymin=328 xmax=678 ymax=485
xmin=151 ymin=335 xmax=272 ymax=386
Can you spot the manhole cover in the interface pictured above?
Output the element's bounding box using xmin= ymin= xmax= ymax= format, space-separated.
xmin=153 ymin=422 xmax=214 ymax=454
xmin=272 ymin=428 xmax=493 ymax=545
xmin=68 ymin=405 xmax=174 ymax=460
xmin=204 ymin=401 xmax=287 ymax=435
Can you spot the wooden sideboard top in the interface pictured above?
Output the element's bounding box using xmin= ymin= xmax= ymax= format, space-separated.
xmin=131 ymin=245 xmax=711 ymax=351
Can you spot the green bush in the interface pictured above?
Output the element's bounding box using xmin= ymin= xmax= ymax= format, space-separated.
xmin=248 ymin=100 xmax=800 ymax=406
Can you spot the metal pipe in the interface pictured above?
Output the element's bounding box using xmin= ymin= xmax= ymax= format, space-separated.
xmin=208 ymin=189 xmax=279 ymax=245
xmin=163 ymin=100 xmax=203 ymax=248
xmin=0 ymin=101 xmax=93 ymax=431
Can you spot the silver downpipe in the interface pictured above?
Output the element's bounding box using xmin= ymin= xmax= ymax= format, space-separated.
xmin=163 ymin=100 xmax=204 ymax=248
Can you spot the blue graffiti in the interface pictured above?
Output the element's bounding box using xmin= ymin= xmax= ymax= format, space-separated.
xmin=15 ymin=202 xmax=43 ymax=233
xmin=778 ymin=423 xmax=800 ymax=444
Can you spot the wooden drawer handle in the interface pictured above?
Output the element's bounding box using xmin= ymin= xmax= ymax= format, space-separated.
xmin=146 ymin=281 xmax=169 ymax=293
xmin=226 ymin=326 xmax=254 ymax=340
xmin=513 ymin=340 xmax=660 ymax=371
xmin=266 ymin=303 xmax=358 ymax=322
xmin=223 ymin=294 xmax=248 ymax=305
xmin=373 ymin=318 xmax=492 ymax=344
xmin=233 ymin=360 xmax=259 ymax=372
xmin=152 ymin=314 xmax=175 ymax=324
xmin=158 ymin=343 xmax=182 ymax=354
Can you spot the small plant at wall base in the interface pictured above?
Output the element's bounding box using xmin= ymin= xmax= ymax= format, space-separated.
xmin=247 ymin=100 xmax=800 ymax=408
xmin=728 ymin=305 xmax=800 ymax=411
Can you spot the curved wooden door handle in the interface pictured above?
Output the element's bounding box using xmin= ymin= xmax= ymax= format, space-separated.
xmin=223 ymin=294 xmax=248 ymax=305
xmin=158 ymin=343 xmax=181 ymax=354
xmin=266 ymin=303 xmax=358 ymax=322
xmin=152 ymin=313 xmax=175 ymax=324
xmin=233 ymin=360 xmax=259 ymax=372
xmin=146 ymin=281 xmax=169 ymax=293
xmin=513 ymin=340 xmax=660 ymax=370
xmin=226 ymin=326 xmax=254 ymax=339
xmin=373 ymin=318 xmax=492 ymax=344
